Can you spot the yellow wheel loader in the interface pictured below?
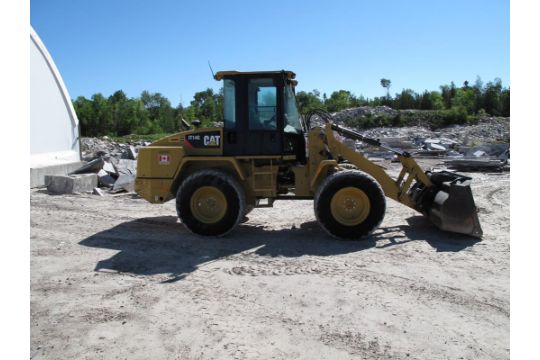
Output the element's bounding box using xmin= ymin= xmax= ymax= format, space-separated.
xmin=135 ymin=70 xmax=482 ymax=239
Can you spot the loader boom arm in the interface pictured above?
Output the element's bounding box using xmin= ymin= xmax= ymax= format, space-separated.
xmin=330 ymin=123 xmax=407 ymax=156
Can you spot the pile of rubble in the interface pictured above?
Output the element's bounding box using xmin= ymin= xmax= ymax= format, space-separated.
xmin=350 ymin=118 xmax=510 ymax=171
xmin=331 ymin=106 xmax=396 ymax=122
xmin=359 ymin=117 xmax=509 ymax=146
xmin=80 ymin=136 xmax=150 ymax=162
xmin=45 ymin=137 xmax=150 ymax=196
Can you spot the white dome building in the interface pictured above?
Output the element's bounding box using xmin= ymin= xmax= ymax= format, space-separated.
xmin=30 ymin=26 xmax=82 ymax=187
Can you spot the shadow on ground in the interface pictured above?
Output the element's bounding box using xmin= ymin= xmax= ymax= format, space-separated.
xmin=79 ymin=215 xmax=480 ymax=282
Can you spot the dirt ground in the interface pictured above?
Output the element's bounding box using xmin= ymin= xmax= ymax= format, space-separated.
xmin=30 ymin=161 xmax=509 ymax=360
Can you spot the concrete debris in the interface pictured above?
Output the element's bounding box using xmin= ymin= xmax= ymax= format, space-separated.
xmin=112 ymin=174 xmax=136 ymax=192
xmin=380 ymin=137 xmax=416 ymax=150
xmin=444 ymin=159 xmax=508 ymax=171
xmin=446 ymin=150 xmax=463 ymax=158
xmin=426 ymin=142 xmax=446 ymax=151
xmin=413 ymin=149 xmax=447 ymax=157
xmin=92 ymin=187 xmax=107 ymax=196
xmin=43 ymin=136 xmax=149 ymax=196
xmin=81 ymin=137 xmax=148 ymax=163
xmin=330 ymin=112 xmax=509 ymax=172
xmin=127 ymin=145 xmax=138 ymax=160
xmin=358 ymin=117 xmax=509 ymax=147
xmin=115 ymin=159 xmax=137 ymax=175
xmin=473 ymin=150 xmax=487 ymax=158
xmin=102 ymin=161 xmax=117 ymax=175
xmin=97 ymin=169 xmax=116 ymax=188
xmin=69 ymin=157 xmax=104 ymax=175
xmin=464 ymin=144 xmax=510 ymax=159
xmin=45 ymin=174 xmax=98 ymax=194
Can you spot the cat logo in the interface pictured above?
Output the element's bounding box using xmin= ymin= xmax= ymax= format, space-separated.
xmin=203 ymin=135 xmax=220 ymax=147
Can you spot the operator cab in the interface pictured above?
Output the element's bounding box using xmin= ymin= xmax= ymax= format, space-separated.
xmin=214 ymin=70 xmax=306 ymax=162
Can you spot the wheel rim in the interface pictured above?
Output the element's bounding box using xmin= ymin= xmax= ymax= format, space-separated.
xmin=330 ymin=187 xmax=371 ymax=226
xmin=190 ymin=186 xmax=227 ymax=224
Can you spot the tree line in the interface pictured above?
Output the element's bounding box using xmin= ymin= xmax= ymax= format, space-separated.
xmin=73 ymin=76 xmax=509 ymax=137
xmin=296 ymin=77 xmax=509 ymax=117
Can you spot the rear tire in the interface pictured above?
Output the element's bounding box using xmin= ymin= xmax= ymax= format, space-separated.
xmin=314 ymin=170 xmax=386 ymax=239
xmin=177 ymin=170 xmax=245 ymax=236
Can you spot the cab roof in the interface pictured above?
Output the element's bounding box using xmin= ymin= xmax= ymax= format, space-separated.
xmin=214 ymin=70 xmax=296 ymax=81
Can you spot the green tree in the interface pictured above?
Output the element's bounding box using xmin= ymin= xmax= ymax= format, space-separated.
xmin=296 ymin=89 xmax=325 ymax=113
xmin=395 ymin=89 xmax=417 ymax=109
xmin=72 ymin=74 xmax=510 ymax=137
xmin=91 ymin=93 xmax=113 ymax=136
xmin=140 ymin=91 xmax=176 ymax=132
xmin=380 ymin=78 xmax=391 ymax=99
xmin=73 ymin=96 xmax=94 ymax=136
xmin=430 ymin=91 xmax=445 ymax=110
xmin=188 ymin=88 xmax=221 ymax=126
xmin=108 ymin=90 xmax=133 ymax=136
xmin=419 ymin=90 xmax=433 ymax=110
xmin=440 ymin=85 xmax=452 ymax=109
xmin=483 ymin=78 xmax=503 ymax=116
xmin=325 ymin=90 xmax=355 ymax=112
xmin=501 ymin=88 xmax=510 ymax=117
xmin=473 ymin=76 xmax=484 ymax=113
xmin=452 ymin=88 xmax=476 ymax=114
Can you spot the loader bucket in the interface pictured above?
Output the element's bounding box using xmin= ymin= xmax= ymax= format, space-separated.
xmin=413 ymin=171 xmax=483 ymax=238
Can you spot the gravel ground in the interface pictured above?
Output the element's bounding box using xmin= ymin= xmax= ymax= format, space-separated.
xmin=30 ymin=161 xmax=509 ymax=360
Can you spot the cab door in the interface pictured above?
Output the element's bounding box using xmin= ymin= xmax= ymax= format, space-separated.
xmin=223 ymin=76 xmax=283 ymax=156
xmin=222 ymin=78 xmax=243 ymax=156
xmin=245 ymin=78 xmax=282 ymax=155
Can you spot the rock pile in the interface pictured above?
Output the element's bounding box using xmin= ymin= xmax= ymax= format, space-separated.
xmin=81 ymin=136 xmax=150 ymax=163
xmin=359 ymin=117 xmax=509 ymax=146
xmin=45 ymin=137 xmax=152 ymax=195
xmin=333 ymin=112 xmax=510 ymax=171
xmin=331 ymin=106 xmax=396 ymax=122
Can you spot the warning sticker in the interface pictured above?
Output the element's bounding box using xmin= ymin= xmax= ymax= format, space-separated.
xmin=158 ymin=153 xmax=170 ymax=165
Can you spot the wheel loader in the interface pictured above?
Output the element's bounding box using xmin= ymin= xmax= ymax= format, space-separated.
xmin=135 ymin=70 xmax=482 ymax=239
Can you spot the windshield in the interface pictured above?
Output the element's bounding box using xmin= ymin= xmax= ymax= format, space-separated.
xmin=283 ymin=85 xmax=302 ymax=134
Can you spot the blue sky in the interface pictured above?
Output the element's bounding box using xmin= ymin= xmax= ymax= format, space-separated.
xmin=31 ymin=0 xmax=509 ymax=106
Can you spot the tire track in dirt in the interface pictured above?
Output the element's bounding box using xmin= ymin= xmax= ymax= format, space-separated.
xmin=221 ymin=254 xmax=509 ymax=320
xmin=160 ymin=271 xmax=268 ymax=359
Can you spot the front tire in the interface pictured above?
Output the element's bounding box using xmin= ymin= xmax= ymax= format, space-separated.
xmin=314 ymin=170 xmax=386 ymax=239
xmin=177 ymin=170 xmax=245 ymax=236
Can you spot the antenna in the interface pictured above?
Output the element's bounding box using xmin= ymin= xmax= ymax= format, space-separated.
xmin=208 ymin=61 xmax=215 ymax=79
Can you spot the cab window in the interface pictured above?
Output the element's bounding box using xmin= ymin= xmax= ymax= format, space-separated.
xmin=248 ymin=78 xmax=277 ymax=130
xmin=283 ymin=85 xmax=302 ymax=134
xmin=223 ymin=79 xmax=236 ymax=129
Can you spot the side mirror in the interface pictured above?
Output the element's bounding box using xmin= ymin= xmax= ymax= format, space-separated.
xmin=192 ymin=119 xmax=201 ymax=128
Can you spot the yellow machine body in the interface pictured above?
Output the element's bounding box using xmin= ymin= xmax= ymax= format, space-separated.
xmin=135 ymin=70 xmax=483 ymax=239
